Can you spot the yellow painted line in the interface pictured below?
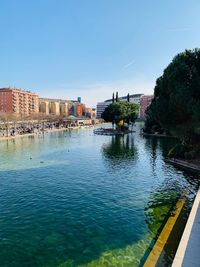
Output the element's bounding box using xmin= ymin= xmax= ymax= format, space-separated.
xmin=144 ymin=198 xmax=185 ymax=267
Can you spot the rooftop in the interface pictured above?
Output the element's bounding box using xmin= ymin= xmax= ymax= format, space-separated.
xmin=39 ymin=97 xmax=79 ymax=103
xmin=104 ymin=93 xmax=144 ymax=102
xmin=0 ymin=88 xmax=38 ymax=95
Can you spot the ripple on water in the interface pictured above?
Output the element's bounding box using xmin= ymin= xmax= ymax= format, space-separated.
xmin=0 ymin=126 xmax=199 ymax=267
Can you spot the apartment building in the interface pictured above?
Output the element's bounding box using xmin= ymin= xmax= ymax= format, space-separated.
xmin=96 ymin=102 xmax=110 ymax=118
xmin=96 ymin=94 xmax=144 ymax=118
xmin=85 ymin=107 xmax=92 ymax=118
xmin=50 ymin=102 xmax=60 ymax=115
xmin=0 ymin=88 xmax=39 ymax=115
xmin=40 ymin=101 xmax=50 ymax=115
xmin=60 ymin=102 xmax=69 ymax=116
xmin=40 ymin=98 xmax=63 ymax=115
xmin=39 ymin=98 xmax=76 ymax=116
xmin=139 ymin=95 xmax=154 ymax=120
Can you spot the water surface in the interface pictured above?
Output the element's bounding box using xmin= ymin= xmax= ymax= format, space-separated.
xmin=0 ymin=124 xmax=199 ymax=266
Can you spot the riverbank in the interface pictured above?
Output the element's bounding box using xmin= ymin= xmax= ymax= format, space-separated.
xmin=0 ymin=126 xmax=92 ymax=141
xmin=141 ymin=132 xmax=178 ymax=139
xmin=94 ymin=127 xmax=135 ymax=136
xmin=166 ymin=158 xmax=200 ymax=172
xmin=172 ymin=188 xmax=200 ymax=267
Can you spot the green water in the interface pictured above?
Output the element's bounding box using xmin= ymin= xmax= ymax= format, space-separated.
xmin=0 ymin=124 xmax=199 ymax=267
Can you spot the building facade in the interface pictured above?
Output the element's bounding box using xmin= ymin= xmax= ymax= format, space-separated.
xmin=60 ymin=102 xmax=69 ymax=116
xmin=85 ymin=107 xmax=92 ymax=118
xmin=0 ymin=88 xmax=39 ymax=115
xmin=0 ymin=89 xmax=92 ymax=119
xmin=96 ymin=102 xmax=110 ymax=118
xmin=39 ymin=98 xmax=86 ymax=117
xmin=139 ymin=95 xmax=154 ymax=120
xmin=40 ymin=101 xmax=50 ymax=115
xmin=50 ymin=102 xmax=60 ymax=115
xmin=76 ymin=103 xmax=83 ymax=117
xmin=96 ymin=94 xmax=144 ymax=118
xmin=39 ymin=98 xmax=70 ymax=116
xmin=91 ymin=108 xmax=96 ymax=118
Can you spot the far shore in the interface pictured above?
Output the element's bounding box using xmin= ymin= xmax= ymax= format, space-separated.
xmin=0 ymin=126 xmax=92 ymax=141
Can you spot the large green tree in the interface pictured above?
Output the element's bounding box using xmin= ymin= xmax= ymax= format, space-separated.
xmin=101 ymin=101 xmax=138 ymax=129
xmin=146 ymin=48 xmax=200 ymax=140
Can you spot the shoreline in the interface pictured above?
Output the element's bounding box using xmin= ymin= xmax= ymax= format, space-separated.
xmin=141 ymin=132 xmax=178 ymax=139
xmin=172 ymin=188 xmax=200 ymax=267
xmin=93 ymin=128 xmax=136 ymax=136
xmin=0 ymin=126 xmax=90 ymax=141
xmin=165 ymin=158 xmax=200 ymax=172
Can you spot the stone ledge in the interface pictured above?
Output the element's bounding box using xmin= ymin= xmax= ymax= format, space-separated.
xmin=172 ymin=188 xmax=200 ymax=267
xmin=165 ymin=158 xmax=200 ymax=172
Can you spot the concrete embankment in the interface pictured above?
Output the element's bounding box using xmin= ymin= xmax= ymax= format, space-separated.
xmin=141 ymin=133 xmax=178 ymax=139
xmin=143 ymin=198 xmax=185 ymax=267
xmin=165 ymin=158 xmax=200 ymax=172
xmin=172 ymin=189 xmax=200 ymax=267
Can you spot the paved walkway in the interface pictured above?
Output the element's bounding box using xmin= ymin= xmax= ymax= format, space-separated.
xmin=0 ymin=127 xmax=67 ymax=141
xmin=172 ymin=189 xmax=200 ymax=267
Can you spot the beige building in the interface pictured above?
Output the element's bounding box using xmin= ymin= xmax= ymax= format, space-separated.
xmin=60 ymin=102 xmax=69 ymax=116
xmin=40 ymin=101 xmax=50 ymax=115
xmin=50 ymin=102 xmax=60 ymax=115
xmin=39 ymin=98 xmax=72 ymax=116
xmin=39 ymin=98 xmax=60 ymax=115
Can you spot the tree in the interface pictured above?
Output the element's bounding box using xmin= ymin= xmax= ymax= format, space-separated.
xmin=127 ymin=93 xmax=130 ymax=102
xmin=0 ymin=111 xmax=17 ymax=137
xmin=112 ymin=92 xmax=115 ymax=103
xmin=116 ymin=92 xmax=119 ymax=102
xmin=146 ymin=49 xmax=200 ymax=142
xmin=101 ymin=101 xmax=138 ymax=131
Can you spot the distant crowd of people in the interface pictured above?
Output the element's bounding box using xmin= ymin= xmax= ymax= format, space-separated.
xmin=0 ymin=122 xmax=62 ymax=137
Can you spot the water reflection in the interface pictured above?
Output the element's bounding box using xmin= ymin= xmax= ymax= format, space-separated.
xmin=102 ymin=134 xmax=137 ymax=167
xmin=144 ymin=136 xmax=179 ymax=158
xmin=145 ymin=189 xmax=178 ymax=235
xmin=142 ymin=176 xmax=199 ymax=266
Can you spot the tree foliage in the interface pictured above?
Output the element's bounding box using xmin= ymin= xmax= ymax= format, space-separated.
xmin=127 ymin=93 xmax=130 ymax=102
xmin=112 ymin=92 xmax=115 ymax=103
xmin=116 ymin=92 xmax=119 ymax=102
xmin=146 ymin=49 xmax=200 ymax=138
xmin=101 ymin=101 xmax=138 ymax=126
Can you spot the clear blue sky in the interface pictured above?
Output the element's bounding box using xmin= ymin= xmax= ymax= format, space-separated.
xmin=0 ymin=0 xmax=200 ymax=106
